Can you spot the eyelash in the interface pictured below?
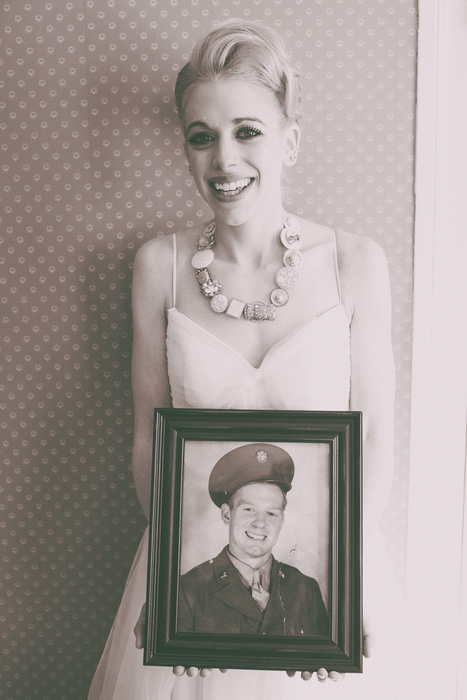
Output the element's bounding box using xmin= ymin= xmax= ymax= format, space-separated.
xmin=187 ymin=126 xmax=263 ymax=148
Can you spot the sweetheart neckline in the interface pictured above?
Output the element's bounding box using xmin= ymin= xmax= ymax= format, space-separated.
xmin=167 ymin=305 xmax=349 ymax=370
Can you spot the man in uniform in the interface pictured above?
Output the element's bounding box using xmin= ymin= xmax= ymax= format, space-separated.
xmin=178 ymin=443 xmax=328 ymax=636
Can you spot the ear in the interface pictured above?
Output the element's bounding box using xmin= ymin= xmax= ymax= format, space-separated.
xmin=220 ymin=503 xmax=231 ymax=525
xmin=183 ymin=141 xmax=192 ymax=173
xmin=284 ymin=122 xmax=301 ymax=167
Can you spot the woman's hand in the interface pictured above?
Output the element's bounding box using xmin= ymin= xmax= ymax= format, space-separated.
xmin=135 ymin=603 xmax=373 ymax=679
xmin=285 ymin=618 xmax=374 ymax=683
xmin=286 ymin=669 xmax=345 ymax=682
xmin=133 ymin=603 xmax=146 ymax=649
xmin=363 ymin=617 xmax=376 ymax=658
xmin=134 ymin=605 xmax=226 ymax=678
xmin=173 ymin=668 xmax=228 ymax=678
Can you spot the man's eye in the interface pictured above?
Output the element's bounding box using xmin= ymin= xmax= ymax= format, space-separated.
xmin=237 ymin=127 xmax=262 ymax=141
xmin=187 ymin=132 xmax=214 ymax=147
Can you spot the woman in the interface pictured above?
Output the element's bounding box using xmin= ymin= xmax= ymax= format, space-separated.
xmin=88 ymin=19 xmax=399 ymax=700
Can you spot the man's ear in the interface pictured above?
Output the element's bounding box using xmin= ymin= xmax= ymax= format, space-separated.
xmin=220 ymin=503 xmax=231 ymax=525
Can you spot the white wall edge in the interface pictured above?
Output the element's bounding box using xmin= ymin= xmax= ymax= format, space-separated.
xmin=406 ymin=1 xmax=467 ymax=698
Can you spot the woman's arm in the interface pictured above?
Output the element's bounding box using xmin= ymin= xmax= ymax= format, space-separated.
xmin=131 ymin=235 xmax=174 ymax=519
xmin=339 ymin=231 xmax=395 ymax=538
xmin=338 ymin=231 xmax=395 ymax=658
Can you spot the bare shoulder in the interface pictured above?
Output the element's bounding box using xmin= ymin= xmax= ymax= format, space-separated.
xmin=133 ymin=232 xmax=174 ymax=272
xmin=336 ymin=228 xmax=387 ymax=271
xmin=333 ymin=228 xmax=391 ymax=318
xmin=336 ymin=228 xmax=389 ymax=288
xmin=134 ymin=226 xmax=203 ymax=271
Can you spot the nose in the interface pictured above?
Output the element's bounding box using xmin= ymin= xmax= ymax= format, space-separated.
xmin=211 ymin=136 xmax=239 ymax=171
xmin=251 ymin=512 xmax=266 ymax=529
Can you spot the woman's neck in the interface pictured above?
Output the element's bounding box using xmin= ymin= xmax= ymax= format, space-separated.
xmin=213 ymin=207 xmax=288 ymax=267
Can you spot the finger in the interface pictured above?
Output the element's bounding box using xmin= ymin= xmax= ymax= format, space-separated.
xmin=186 ymin=667 xmax=199 ymax=677
xmin=317 ymin=668 xmax=328 ymax=683
xmin=133 ymin=619 xmax=145 ymax=649
xmin=199 ymin=668 xmax=213 ymax=678
xmin=328 ymin=671 xmax=343 ymax=682
xmin=134 ymin=627 xmax=143 ymax=649
xmin=286 ymin=671 xmax=296 ymax=678
xmin=363 ymin=633 xmax=376 ymax=658
xmin=133 ymin=606 xmax=146 ymax=649
xmin=173 ymin=666 xmax=186 ymax=676
xmin=300 ymin=671 xmax=312 ymax=681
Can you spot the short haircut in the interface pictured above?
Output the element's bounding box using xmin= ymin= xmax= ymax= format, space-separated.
xmin=175 ymin=19 xmax=302 ymax=126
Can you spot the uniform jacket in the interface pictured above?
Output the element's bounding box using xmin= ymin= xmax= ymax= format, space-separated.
xmin=178 ymin=546 xmax=329 ymax=636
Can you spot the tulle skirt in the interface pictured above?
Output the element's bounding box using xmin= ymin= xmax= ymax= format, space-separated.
xmin=88 ymin=528 xmax=408 ymax=700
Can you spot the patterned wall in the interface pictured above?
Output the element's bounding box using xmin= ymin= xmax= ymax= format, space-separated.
xmin=0 ymin=1 xmax=416 ymax=698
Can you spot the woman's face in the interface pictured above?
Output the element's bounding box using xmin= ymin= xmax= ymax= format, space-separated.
xmin=182 ymin=78 xmax=299 ymax=228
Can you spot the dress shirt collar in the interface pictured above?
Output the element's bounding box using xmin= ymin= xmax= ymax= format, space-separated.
xmin=226 ymin=548 xmax=273 ymax=591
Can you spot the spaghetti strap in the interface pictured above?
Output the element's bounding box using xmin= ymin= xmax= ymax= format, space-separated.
xmin=172 ymin=233 xmax=177 ymax=308
xmin=332 ymin=228 xmax=343 ymax=304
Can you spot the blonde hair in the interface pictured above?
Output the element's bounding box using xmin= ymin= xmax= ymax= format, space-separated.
xmin=175 ymin=19 xmax=302 ymax=126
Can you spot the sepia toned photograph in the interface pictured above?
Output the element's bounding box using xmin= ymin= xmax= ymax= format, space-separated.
xmin=2 ymin=3 xmax=466 ymax=700
xmin=145 ymin=408 xmax=362 ymax=673
xmin=178 ymin=439 xmax=330 ymax=637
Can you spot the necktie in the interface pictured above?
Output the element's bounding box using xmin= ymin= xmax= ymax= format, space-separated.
xmin=251 ymin=569 xmax=270 ymax=611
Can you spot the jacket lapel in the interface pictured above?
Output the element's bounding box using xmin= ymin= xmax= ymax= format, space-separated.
xmin=213 ymin=548 xmax=263 ymax=623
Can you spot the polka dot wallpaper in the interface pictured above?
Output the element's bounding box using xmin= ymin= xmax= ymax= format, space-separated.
xmin=0 ymin=1 xmax=416 ymax=697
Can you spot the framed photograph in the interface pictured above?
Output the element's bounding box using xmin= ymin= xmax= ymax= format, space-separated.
xmin=145 ymin=409 xmax=362 ymax=673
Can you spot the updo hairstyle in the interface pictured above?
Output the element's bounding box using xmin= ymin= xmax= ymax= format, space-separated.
xmin=175 ymin=19 xmax=302 ymax=127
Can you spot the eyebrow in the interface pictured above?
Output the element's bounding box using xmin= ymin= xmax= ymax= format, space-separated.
xmin=237 ymin=501 xmax=282 ymax=510
xmin=185 ymin=116 xmax=266 ymax=134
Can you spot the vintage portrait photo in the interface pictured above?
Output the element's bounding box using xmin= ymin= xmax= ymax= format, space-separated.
xmin=178 ymin=440 xmax=331 ymax=637
xmin=144 ymin=408 xmax=362 ymax=673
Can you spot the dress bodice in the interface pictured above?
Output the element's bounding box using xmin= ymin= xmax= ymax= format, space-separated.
xmin=166 ymin=305 xmax=350 ymax=411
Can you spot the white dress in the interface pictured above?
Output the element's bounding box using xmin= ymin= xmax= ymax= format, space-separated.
xmin=88 ymin=231 xmax=406 ymax=700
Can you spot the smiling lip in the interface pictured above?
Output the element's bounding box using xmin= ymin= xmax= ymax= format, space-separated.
xmin=209 ymin=177 xmax=254 ymax=200
xmin=246 ymin=531 xmax=266 ymax=541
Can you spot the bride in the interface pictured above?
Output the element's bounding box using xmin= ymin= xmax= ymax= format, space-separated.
xmin=88 ymin=19 xmax=401 ymax=700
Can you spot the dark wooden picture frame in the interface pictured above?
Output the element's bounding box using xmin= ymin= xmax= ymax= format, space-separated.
xmin=145 ymin=408 xmax=362 ymax=673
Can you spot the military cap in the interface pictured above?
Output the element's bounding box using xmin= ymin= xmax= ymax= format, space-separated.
xmin=208 ymin=443 xmax=295 ymax=508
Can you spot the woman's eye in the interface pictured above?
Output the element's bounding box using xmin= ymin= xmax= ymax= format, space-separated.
xmin=237 ymin=127 xmax=262 ymax=141
xmin=187 ymin=132 xmax=214 ymax=147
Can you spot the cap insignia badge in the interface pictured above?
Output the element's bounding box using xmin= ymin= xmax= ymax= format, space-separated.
xmin=256 ymin=450 xmax=268 ymax=463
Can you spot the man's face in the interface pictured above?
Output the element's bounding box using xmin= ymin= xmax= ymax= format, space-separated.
xmin=221 ymin=482 xmax=285 ymax=562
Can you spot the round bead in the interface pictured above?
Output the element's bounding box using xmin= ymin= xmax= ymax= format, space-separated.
xmin=275 ymin=267 xmax=300 ymax=290
xmin=280 ymin=227 xmax=303 ymax=250
xmin=191 ymin=248 xmax=214 ymax=269
xmin=283 ymin=249 xmax=303 ymax=268
xmin=211 ymin=294 xmax=228 ymax=313
xmin=271 ymin=288 xmax=289 ymax=307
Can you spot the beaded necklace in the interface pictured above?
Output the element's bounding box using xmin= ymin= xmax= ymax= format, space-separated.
xmin=191 ymin=215 xmax=303 ymax=322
